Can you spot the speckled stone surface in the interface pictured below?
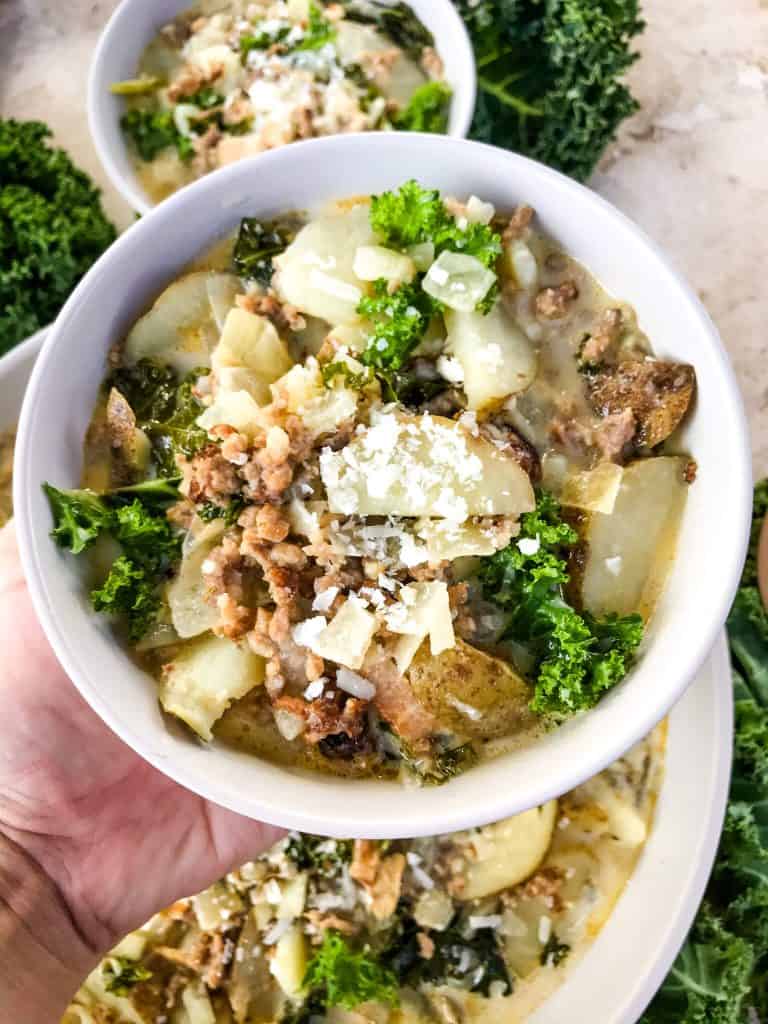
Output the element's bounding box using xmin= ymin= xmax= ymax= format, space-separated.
xmin=2 ymin=0 xmax=767 ymax=471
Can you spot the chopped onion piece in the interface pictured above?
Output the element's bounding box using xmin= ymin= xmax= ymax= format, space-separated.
xmin=422 ymin=252 xmax=497 ymax=313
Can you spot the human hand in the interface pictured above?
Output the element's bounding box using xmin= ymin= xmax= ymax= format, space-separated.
xmin=0 ymin=521 xmax=284 ymax=1019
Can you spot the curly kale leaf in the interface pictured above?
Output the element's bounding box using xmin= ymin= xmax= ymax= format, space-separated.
xmin=395 ymin=81 xmax=453 ymax=133
xmin=108 ymin=360 xmax=208 ymax=476
xmin=297 ymin=3 xmax=337 ymax=49
xmin=342 ymin=2 xmax=434 ymax=59
xmin=303 ymin=931 xmax=400 ymax=1011
xmin=102 ymin=956 xmax=153 ymax=996
xmin=358 ymin=278 xmax=438 ymax=372
xmin=385 ymin=913 xmax=511 ymax=996
xmin=370 ymin=180 xmax=502 ymax=270
xmin=43 ymin=489 xmax=182 ymax=641
xmin=43 ymin=484 xmax=113 ymax=555
xmin=454 ymin=0 xmax=644 ymax=182
xmin=121 ymin=109 xmax=193 ymax=163
xmin=478 ymin=491 xmax=643 ymax=718
xmin=240 ymin=25 xmax=291 ymax=60
xmin=284 ymin=834 xmax=354 ymax=877
xmin=233 ymin=217 xmax=296 ymax=287
xmin=0 ymin=118 xmax=116 ymax=353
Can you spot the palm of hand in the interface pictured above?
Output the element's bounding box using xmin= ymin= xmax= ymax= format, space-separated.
xmin=0 ymin=524 xmax=283 ymax=952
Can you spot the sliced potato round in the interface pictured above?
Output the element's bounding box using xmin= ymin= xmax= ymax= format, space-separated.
xmin=579 ymin=456 xmax=688 ymax=620
xmin=166 ymin=521 xmax=225 ymax=640
xmin=124 ymin=271 xmax=240 ymax=376
xmin=445 ymin=304 xmax=537 ymax=412
xmin=211 ymin=308 xmax=293 ymax=397
xmin=273 ymin=203 xmax=376 ymax=325
xmin=159 ymin=635 xmax=265 ymax=741
xmin=407 ymin=639 xmax=535 ymax=740
xmin=320 ymin=412 xmax=536 ymax=518
xmin=459 ymin=799 xmax=558 ymax=903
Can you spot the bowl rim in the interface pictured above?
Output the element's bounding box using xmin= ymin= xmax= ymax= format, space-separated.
xmin=14 ymin=133 xmax=752 ymax=837
xmin=4 ymin=329 xmax=732 ymax=1021
xmin=87 ymin=0 xmax=478 ymax=214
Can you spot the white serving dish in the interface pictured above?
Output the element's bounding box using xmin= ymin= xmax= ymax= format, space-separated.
xmin=3 ymin=328 xmax=730 ymax=1021
xmin=0 ymin=330 xmax=47 ymax=431
xmin=533 ymin=633 xmax=732 ymax=1023
xmin=88 ymin=0 xmax=477 ymax=213
xmin=14 ymin=133 xmax=751 ymax=839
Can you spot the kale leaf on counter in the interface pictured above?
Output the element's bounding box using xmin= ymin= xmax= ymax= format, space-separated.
xmin=641 ymin=481 xmax=768 ymax=1023
xmin=453 ymin=0 xmax=644 ymax=182
xmin=0 ymin=118 xmax=117 ymax=353
xmin=479 ymin=491 xmax=643 ymax=718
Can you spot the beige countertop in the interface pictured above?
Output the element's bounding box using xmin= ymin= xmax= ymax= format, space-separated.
xmin=2 ymin=0 xmax=767 ymax=472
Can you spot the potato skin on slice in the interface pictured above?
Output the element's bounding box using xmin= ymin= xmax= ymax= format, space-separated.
xmin=587 ymin=360 xmax=696 ymax=448
xmin=407 ymin=639 xmax=535 ymax=740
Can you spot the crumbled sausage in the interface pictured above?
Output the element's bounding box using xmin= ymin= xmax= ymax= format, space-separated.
xmin=502 ymin=204 xmax=534 ymax=243
xmin=180 ymin=445 xmax=241 ymax=506
xmin=587 ymin=360 xmax=696 ymax=448
xmin=579 ymin=308 xmax=623 ymax=368
xmin=535 ymin=281 xmax=579 ymax=319
xmin=594 ymin=408 xmax=637 ymax=463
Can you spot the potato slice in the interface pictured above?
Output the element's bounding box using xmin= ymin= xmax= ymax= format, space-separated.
xmin=159 ymin=636 xmax=265 ymax=741
xmin=319 ymin=412 xmax=536 ymax=519
xmin=586 ymin=360 xmax=696 ymax=447
xmin=166 ymin=521 xmax=225 ymax=640
xmin=309 ymin=598 xmax=378 ymax=671
xmin=561 ymin=463 xmax=623 ymax=514
xmin=273 ymin=203 xmax=376 ymax=324
xmin=407 ymin=639 xmax=534 ymax=740
xmin=459 ymin=800 xmax=558 ymax=901
xmin=445 ymin=304 xmax=537 ymax=412
xmin=579 ymin=456 xmax=688 ymax=620
xmin=124 ymin=272 xmax=240 ymax=376
xmin=212 ymin=309 xmax=293 ymax=400
xmin=269 ymin=924 xmax=308 ymax=998
xmin=197 ymin=389 xmax=264 ymax=440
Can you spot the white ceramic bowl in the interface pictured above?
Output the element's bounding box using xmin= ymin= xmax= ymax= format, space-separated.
xmin=533 ymin=633 xmax=732 ymax=1023
xmin=14 ymin=134 xmax=751 ymax=838
xmin=0 ymin=330 xmax=47 ymax=432
xmin=88 ymin=0 xmax=477 ymax=213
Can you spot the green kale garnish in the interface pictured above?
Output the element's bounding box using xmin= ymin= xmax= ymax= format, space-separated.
xmin=320 ymin=361 xmax=374 ymax=390
xmin=111 ymin=477 xmax=182 ymax=508
xmin=121 ymin=109 xmax=193 ymax=163
xmin=102 ymin=956 xmax=153 ymax=996
xmin=297 ymin=3 xmax=336 ymax=50
xmin=478 ymin=491 xmax=643 ymax=718
xmin=342 ymin=2 xmax=434 ymax=59
xmin=240 ymin=24 xmax=292 ymax=61
xmin=370 ymin=180 xmax=502 ymax=270
xmin=197 ymin=499 xmax=245 ymax=526
xmin=0 ymin=118 xmax=116 ymax=353
xmin=454 ymin=0 xmax=644 ymax=182
xmin=642 ymin=482 xmax=768 ymax=1023
xmin=402 ymin=741 xmax=478 ymax=785
xmin=357 ymin=278 xmax=438 ymax=372
xmin=108 ymin=360 xmax=208 ymax=476
xmin=303 ymin=931 xmax=400 ymax=1010
xmin=186 ymin=86 xmax=224 ymax=110
xmin=540 ymin=933 xmax=571 ymax=967
xmin=233 ymin=217 xmax=296 ymax=287
xmin=395 ymin=81 xmax=452 ymax=134
xmin=44 ymin=489 xmax=182 ymax=642
xmin=284 ymin=834 xmax=354 ymax=877
xmin=385 ymin=913 xmax=511 ymax=996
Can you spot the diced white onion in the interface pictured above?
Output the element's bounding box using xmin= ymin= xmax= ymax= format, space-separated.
xmin=335 ymin=667 xmax=376 ymax=700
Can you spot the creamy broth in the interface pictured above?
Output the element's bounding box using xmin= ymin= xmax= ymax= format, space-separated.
xmin=63 ymin=725 xmax=665 ymax=1024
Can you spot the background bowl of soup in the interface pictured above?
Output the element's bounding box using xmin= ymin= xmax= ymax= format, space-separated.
xmin=88 ymin=0 xmax=477 ymax=214
xmin=14 ymin=133 xmax=751 ymax=837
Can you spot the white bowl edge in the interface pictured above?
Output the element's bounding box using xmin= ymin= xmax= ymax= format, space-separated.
xmin=14 ymin=134 xmax=752 ymax=838
xmin=88 ymin=0 xmax=477 ymax=214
